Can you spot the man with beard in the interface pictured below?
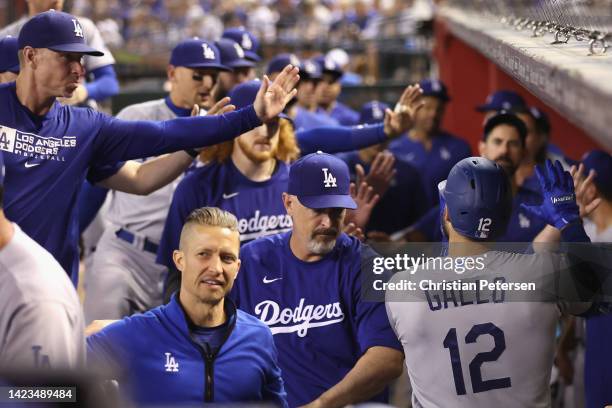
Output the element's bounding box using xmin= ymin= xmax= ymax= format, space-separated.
xmin=84 ymin=38 xmax=238 ymax=323
xmin=389 ymin=79 xmax=471 ymax=208
xmin=406 ymin=112 xmax=546 ymax=242
xmin=87 ymin=207 xmax=287 ymax=407
xmin=230 ymin=152 xmax=404 ymax=407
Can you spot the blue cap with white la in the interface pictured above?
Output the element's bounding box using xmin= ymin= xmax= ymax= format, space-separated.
xmin=215 ymin=38 xmax=255 ymax=69
xmin=359 ymin=101 xmax=389 ymax=125
xmin=419 ymin=79 xmax=450 ymax=102
xmin=170 ymin=38 xmax=229 ymax=71
xmin=222 ymin=28 xmax=260 ymax=62
xmin=0 ymin=36 xmax=19 ymax=74
xmin=314 ymin=55 xmax=343 ymax=77
xmin=300 ymin=59 xmax=322 ymax=80
xmin=18 ymin=10 xmax=103 ymax=56
xmin=288 ymin=152 xmax=356 ymax=209
xmin=476 ymin=90 xmax=527 ymax=112
xmin=266 ymin=53 xmax=300 ymax=75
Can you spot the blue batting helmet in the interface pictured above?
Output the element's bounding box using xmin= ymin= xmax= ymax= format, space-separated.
xmin=440 ymin=157 xmax=513 ymax=240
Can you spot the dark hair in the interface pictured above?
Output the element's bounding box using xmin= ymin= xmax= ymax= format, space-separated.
xmin=483 ymin=112 xmax=527 ymax=145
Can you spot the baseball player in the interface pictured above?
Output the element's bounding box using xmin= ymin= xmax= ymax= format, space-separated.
xmin=0 ymin=0 xmax=119 ymax=105
xmin=407 ymin=112 xmax=547 ymax=242
xmin=267 ymin=54 xmax=340 ymax=131
xmin=83 ymin=38 xmax=235 ymax=323
xmin=87 ymin=207 xmax=287 ymax=407
xmin=337 ymin=101 xmax=428 ymax=235
xmin=0 ymin=151 xmax=84 ymax=370
xmin=386 ymin=156 xmax=599 ymax=408
xmin=222 ymin=27 xmax=261 ymax=62
xmin=314 ymin=55 xmax=360 ymax=126
xmin=0 ymin=36 xmax=19 ymax=84
xmin=214 ymin=38 xmax=256 ymax=101
xmin=389 ymin=79 xmax=472 ymax=208
xmin=230 ymin=152 xmax=404 ymax=407
xmin=0 ymin=10 xmax=299 ymax=283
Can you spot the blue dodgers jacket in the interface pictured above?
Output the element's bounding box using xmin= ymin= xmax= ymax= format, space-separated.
xmin=87 ymin=295 xmax=287 ymax=407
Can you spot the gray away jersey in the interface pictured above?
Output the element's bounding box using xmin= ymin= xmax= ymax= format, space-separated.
xmin=0 ymin=224 xmax=85 ymax=370
xmin=385 ymin=250 xmax=590 ymax=408
xmin=105 ymin=99 xmax=179 ymax=240
xmin=0 ymin=16 xmax=116 ymax=72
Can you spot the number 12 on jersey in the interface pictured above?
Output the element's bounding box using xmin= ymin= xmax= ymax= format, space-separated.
xmin=443 ymin=322 xmax=511 ymax=395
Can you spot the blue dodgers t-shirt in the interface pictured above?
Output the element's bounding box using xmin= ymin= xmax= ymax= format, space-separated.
xmin=388 ymin=131 xmax=471 ymax=207
xmin=337 ymin=151 xmax=428 ymax=234
xmin=0 ymin=82 xmax=261 ymax=282
xmin=157 ymin=159 xmax=291 ymax=269
xmin=317 ymin=101 xmax=360 ymax=126
xmin=231 ymin=232 xmax=402 ymax=407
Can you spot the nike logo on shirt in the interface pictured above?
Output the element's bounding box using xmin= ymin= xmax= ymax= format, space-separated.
xmin=262 ymin=276 xmax=282 ymax=284
xmin=222 ymin=192 xmax=239 ymax=199
xmin=24 ymin=162 xmax=40 ymax=168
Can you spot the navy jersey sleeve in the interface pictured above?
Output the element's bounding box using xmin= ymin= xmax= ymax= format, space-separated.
xmin=87 ymin=320 xmax=129 ymax=375
xmin=348 ymin=242 xmax=402 ymax=353
xmin=297 ymin=124 xmax=386 ymax=155
xmin=93 ymin=106 xmax=261 ymax=166
xmin=156 ymin=174 xmax=204 ymax=269
xmin=262 ymin=329 xmax=289 ymax=408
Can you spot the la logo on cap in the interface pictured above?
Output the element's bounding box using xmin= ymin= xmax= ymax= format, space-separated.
xmin=322 ymin=168 xmax=337 ymax=188
xmin=372 ymin=103 xmax=383 ymax=119
xmin=72 ymin=18 xmax=84 ymax=38
xmin=233 ymin=43 xmax=244 ymax=58
xmin=241 ymin=33 xmax=252 ymax=50
xmin=202 ymin=43 xmax=215 ymax=60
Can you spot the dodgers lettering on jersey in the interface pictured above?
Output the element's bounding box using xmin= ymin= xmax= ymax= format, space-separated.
xmin=389 ymin=131 xmax=471 ymax=207
xmin=231 ymin=232 xmax=402 ymax=407
xmin=157 ymin=159 xmax=291 ymax=269
xmin=386 ymin=251 xmax=589 ymax=408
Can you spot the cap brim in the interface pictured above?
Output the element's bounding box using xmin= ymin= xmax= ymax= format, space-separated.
xmin=183 ymin=62 xmax=232 ymax=72
xmin=49 ymin=43 xmax=104 ymax=56
xmin=228 ymin=59 xmax=256 ymax=69
xmin=244 ymin=51 xmax=260 ymax=62
xmin=8 ymin=64 xmax=20 ymax=74
xmin=298 ymin=194 xmax=357 ymax=210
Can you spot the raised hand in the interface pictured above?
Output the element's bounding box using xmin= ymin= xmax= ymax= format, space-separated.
xmin=254 ymin=65 xmax=300 ymax=122
xmin=355 ymin=151 xmax=396 ymax=198
xmin=569 ymin=163 xmax=601 ymax=218
xmin=205 ymin=97 xmax=236 ymax=116
xmin=383 ymin=84 xmax=424 ymax=138
xmin=343 ymin=222 xmax=365 ymax=242
xmin=344 ymin=181 xmax=380 ymax=229
xmin=520 ymin=160 xmax=580 ymax=230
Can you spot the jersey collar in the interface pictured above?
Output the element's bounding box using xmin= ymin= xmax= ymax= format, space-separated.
xmin=165 ymin=96 xmax=193 ymax=118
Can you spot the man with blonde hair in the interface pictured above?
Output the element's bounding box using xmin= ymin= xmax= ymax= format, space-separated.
xmin=87 ymin=206 xmax=287 ymax=406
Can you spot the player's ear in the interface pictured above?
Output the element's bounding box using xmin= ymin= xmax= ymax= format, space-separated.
xmin=22 ymin=47 xmax=36 ymax=69
xmin=167 ymin=65 xmax=176 ymax=83
xmin=282 ymin=192 xmax=292 ymax=214
xmin=172 ymin=249 xmax=185 ymax=272
xmin=478 ymin=140 xmax=486 ymax=157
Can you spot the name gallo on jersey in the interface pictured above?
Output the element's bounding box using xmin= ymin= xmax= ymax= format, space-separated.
xmin=0 ymin=126 xmax=76 ymax=161
xmin=254 ymin=298 xmax=345 ymax=337
xmin=237 ymin=210 xmax=293 ymax=241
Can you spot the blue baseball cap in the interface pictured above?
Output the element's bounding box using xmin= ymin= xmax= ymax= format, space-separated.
xmin=359 ymin=101 xmax=389 ymax=124
xmin=170 ymin=38 xmax=229 ymax=71
xmin=0 ymin=36 xmax=19 ymax=74
xmin=419 ymin=79 xmax=450 ymax=102
xmin=530 ymin=106 xmax=551 ymax=135
xmin=215 ymin=38 xmax=255 ymax=69
xmin=266 ymin=53 xmax=300 ymax=76
xmin=300 ymin=59 xmax=322 ymax=80
xmin=582 ymin=150 xmax=612 ymax=196
xmin=222 ymin=28 xmax=260 ymax=62
xmin=228 ymin=80 xmax=290 ymax=121
xmin=476 ymin=90 xmax=527 ymax=112
xmin=288 ymin=152 xmax=357 ymax=209
xmin=314 ymin=55 xmax=343 ymax=78
xmin=18 ymin=10 xmax=103 ymax=56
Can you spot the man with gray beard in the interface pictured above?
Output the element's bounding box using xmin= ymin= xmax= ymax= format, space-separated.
xmin=230 ymin=152 xmax=403 ymax=407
